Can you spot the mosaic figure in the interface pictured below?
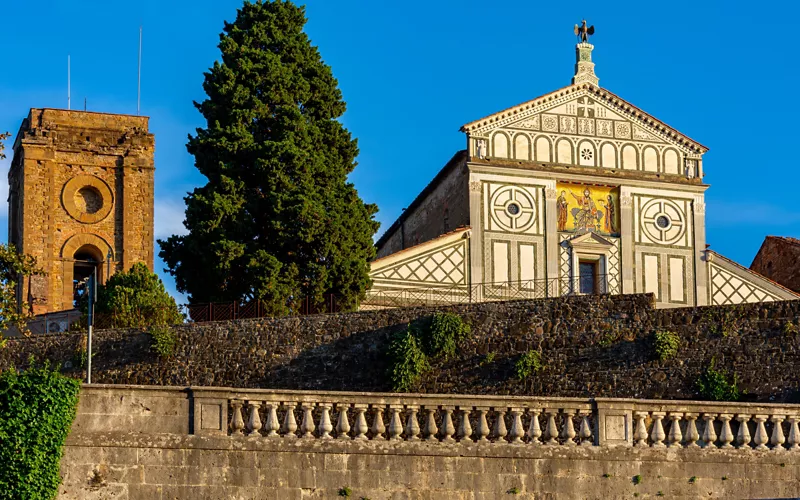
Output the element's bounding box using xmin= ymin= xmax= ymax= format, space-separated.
xmin=570 ymin=187 xmax=603 ymax=232
xmin=600 ymin=194 xmax=617 ymax=233
xmin=557 ymin=190 xmax=569 ymax=231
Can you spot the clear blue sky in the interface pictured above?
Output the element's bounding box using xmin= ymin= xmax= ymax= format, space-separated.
xmin=1 ymin=0 xmax=798 ymax=302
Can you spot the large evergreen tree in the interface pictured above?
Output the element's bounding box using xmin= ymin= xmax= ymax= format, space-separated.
xmin=159 ymin=0 xmax=379 ymax=314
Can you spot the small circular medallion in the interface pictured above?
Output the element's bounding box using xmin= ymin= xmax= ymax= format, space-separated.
xmin=656 ymin=215 xmax=671 ymax=229
xmin=506 ymin=202 xmax=521 ymax=216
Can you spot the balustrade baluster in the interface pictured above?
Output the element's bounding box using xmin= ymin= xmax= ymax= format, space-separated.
xmin=770 ymin=415 xmax=786 ymax=451
xmin=422 ymin=407 xmax=439 ymax=441
xmin=457 ymin=408 xmax=473 ymax=442
xmin=633 ymin=412 xmax=649 ymax=447
xmin=246 ymin=400 xmax=262 ymax=437
xmin=405 ymin=406 xmax=421 ymax=441
xmin=736 ymin=414 xmax=752 ymax=449
xmin=701 ymin=413 xmax=717 ymax=448
xmin=754 ymin=415 xmax=769 ymax=450
xmin=281 ymin=402 xmax=297 ymax=438
xmin=353 ymin=405 xmax=369 ymax=440
xmin=371 ymin=407 xmax=386 ymax=440
xmin=263 ymin=403 xmax=279 ymax=438
xmin=475 ymin=407 xmax=490 ymax=442
xmin=300 ymin=404 xmax=316 ymax=439
xmin=508 ymin=409 xmax=524 ymax=444
xmin=650 ymin=412 xmax=666 ymax=448
xmin=336 ymin=404 xmax=351 ymax=440
xmin=544 ymin=409 xmax=559 ymax=445
xmin=578 ymin=411 xmax=593 ymax=446
xmin=318 ymin=403 xmax=333 ymax=439
xmin=718 ymin=414 xmax=733 ymax=448
xmin=684 ymin=413 xmax=700 ymax=448
xmin=667 ymin=412 xmax=683 ymax=448
xmin=441 ymin=407 xmax=456 ymax=443
xmin=388 ymin=406 xmax=404 ymax=441
xmin=558 ymin=410 xmax=575 ymax=446
xmin=493 ymin=409 xmax=508 ymax=443
xmin=230 ymin=400 xmax=245 ymax=435
xmin=787 ymin=417 xmax=800 ymax=451
xmin=528 ymin=409 xmax=542 ymax=445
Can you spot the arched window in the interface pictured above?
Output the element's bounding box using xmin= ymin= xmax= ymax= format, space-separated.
xmin=73 ymin=244 xmax=103 ymax=306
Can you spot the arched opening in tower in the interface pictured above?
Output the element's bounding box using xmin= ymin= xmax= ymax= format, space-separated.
xmin=73 ymin=244 xmax=103 ymax=307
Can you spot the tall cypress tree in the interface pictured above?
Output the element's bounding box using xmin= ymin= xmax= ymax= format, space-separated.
xmin=159 ymin=0 xmax=379 ymax=314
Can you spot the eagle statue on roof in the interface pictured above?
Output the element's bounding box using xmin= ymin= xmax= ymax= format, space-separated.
xmin=574 ymin=20 xmax=595 ymax=43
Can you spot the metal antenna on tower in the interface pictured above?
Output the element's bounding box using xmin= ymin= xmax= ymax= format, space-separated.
xmin=137 ymin=26 xmax=142 ymax=115
xmin=67 ymin=55 xmax=71 ymax=110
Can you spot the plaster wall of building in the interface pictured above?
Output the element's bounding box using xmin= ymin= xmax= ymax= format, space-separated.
xmin=375 ymin=151 xmax=470 ymax=259
xmin=8 ymin=109 xmax=155 ymax=314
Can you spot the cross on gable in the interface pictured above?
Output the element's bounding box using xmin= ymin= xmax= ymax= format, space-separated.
xmin=577 ymin=97 xmax=595 ymax=118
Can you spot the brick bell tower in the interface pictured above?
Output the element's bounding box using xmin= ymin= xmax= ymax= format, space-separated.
xmin=8 ymin=109 xmax=155 ymax=314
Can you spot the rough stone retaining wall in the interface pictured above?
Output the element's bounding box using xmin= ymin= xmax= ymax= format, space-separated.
xmin=3 ymin=294 xmax=800 ymax=401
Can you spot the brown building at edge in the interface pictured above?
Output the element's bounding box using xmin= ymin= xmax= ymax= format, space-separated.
xmin=8 ymin=108 xmax=155 ymax=314
xmin=750 ymin=236 xmax=800 ymax=294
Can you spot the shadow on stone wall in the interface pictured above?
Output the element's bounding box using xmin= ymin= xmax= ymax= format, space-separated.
xmin=2 ymin=294 xmax=800 ymax=402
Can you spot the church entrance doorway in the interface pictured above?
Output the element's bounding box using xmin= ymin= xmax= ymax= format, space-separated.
xmin=578 ymin=260 xmax=598 ymax=294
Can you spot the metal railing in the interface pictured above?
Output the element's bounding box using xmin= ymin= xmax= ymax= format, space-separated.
xmin=362 ymin=275 xmax=610 ymax=309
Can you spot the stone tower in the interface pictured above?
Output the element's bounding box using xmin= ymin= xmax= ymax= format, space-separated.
xmin=8 ymin=109 xmax=155 ymax=314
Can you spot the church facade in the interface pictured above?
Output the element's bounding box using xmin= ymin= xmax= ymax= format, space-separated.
xmin=368 ymin=38 xmax=798 ymax=308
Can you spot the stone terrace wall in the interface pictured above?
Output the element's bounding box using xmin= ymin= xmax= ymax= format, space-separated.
xmin=3 ymin=294 xmax=800 ymax=401
xmin=58 ymin=385 xmax=800 ymax=499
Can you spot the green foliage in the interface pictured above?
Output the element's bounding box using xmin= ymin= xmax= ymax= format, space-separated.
xmin=422 ymin=312 xmax=471 ymax=359
xmin=91 ymin=263 xmax=184 ymax=328
xmin=0 ymin=244 xmax=43 ymax=334
xmin=696 ymin=359 xmax=741 ymax=401
xmin=598 ymin=331 xmax=620 ymax=347
xmin=0 ymin=363 xmax=81 ymax=499
xmin=656 ymin=491 xmax=664 ymax=497
xmin=480 ymin=352 xmax=496 ymax=367
xmin=688 ymin=476 xmax=697 ymax=484
xmin=149 ymin=325 xmax=178 ymax=358
xmin=633 ymin=474 xmax=642 ymax=485
xmin=783 ymin=321 xmax=799 ymax=335
xmin=158 ymin=0 xmax=379 ymax=314
xmin=506 ymin=486 xmax=520 ymax=494
xmin=387 ymin=329 xmax=429 ymax=392
xmin=515 ymin=350 xmax=543 ymax=380
xmin=602 ymin=473 xmax=612 ymax=478
xmin=338 ymin=486 xmax=352 ymax=497
xmin=652 ymin=331 xmax=680 ymax=361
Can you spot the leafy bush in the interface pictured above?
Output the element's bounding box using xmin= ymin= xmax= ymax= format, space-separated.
xmin=0 ymin=363 xmax=81 ymax=499
xmin=652 ymin=331 xmax=680 ymax=361
xmin=598 ymin=331 xmax=620 ymax=347
xmin=149 ymin=325 xmax=178 ymax=358
xmin=696 ymin=360 xmax=741 ymax=401
xmin=784 ymin=321 xmax=799 ymax=335
xmin=422 ymin=312 xmax=471 ymax=359
xmin=515 ymin=350 xmax=543 ymax=380
xmin=88 ymin=262 xmax=184 ymax=328
xmin=387 ymin=329 xmax=429 ymax=392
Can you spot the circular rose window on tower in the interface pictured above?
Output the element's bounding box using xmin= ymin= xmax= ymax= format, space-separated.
xmin=75 ymin=186 xmax=103 ymax=214
xmin=62 ymin=175 xmax=114 ymax=224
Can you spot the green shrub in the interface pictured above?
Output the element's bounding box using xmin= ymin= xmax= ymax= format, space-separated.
xmin=422 ymin=312 xmax=470 ymax=359
xmin=598 ymin=331 xmax=620 ymax=347
xmin=0 ymin=363 xmax=81 ymax=499
xmin=696 ymin=360 xmax=741 ymax=401
xmin=633 ymin=474 xmax=642 ymax=485
xmin=783 ymin=321 xmax=799 ymax=335
xmin=480 ymin=352 xmax=496 ymax=367
xmin=506 ymin=486 xmax=520 ymax=494
xmin=653 ymin=331 xmax=680 ymax=361
xmin=387 ymin=329 xmax=429 ymax=392
xmin=338 ymin=486 xmax=352 ymax=497
xmin=149 ymin=325 xmax=178 ymax=358
xmin=515 ymin=350 xmax=543 ymax=380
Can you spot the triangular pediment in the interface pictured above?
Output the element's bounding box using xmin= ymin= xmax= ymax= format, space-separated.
xmin=461 ymin=83 xmax=707 ymax=155
xmin=567 ymin=231 xmax=615 ymax=249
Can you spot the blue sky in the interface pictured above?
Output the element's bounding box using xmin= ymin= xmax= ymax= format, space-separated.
xmin=1 ymin=0 xmax=798 ymax=302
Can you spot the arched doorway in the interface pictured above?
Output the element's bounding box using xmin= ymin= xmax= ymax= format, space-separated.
xmin=72 ymin=244 xmax=103 ymax=307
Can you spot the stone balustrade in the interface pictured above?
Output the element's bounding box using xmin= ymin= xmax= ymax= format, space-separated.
xmin=185 ymin=388 xmax=800 ymax=451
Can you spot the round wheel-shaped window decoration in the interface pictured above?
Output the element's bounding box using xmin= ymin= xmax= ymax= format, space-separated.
xmin=489 ymin=186 xmax=537 ymax=232
xmin=62 ymin=175 xmax=114 ymax=224
xmin=641 ymin=199 xmax=685 ymax=245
